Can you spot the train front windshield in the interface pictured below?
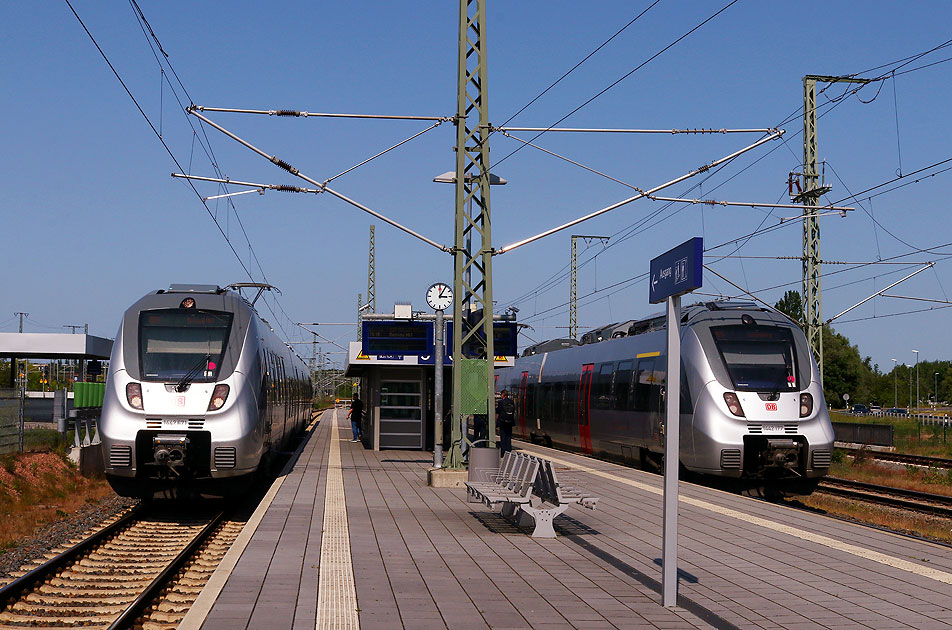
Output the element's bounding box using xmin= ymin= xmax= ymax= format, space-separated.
xmin=711 ymin=325 xmax=799 ymax=391
xmin=139 ymin=310 xmax=233 ymax=381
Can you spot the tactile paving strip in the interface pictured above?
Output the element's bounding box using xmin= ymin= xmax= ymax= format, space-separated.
xmin=316 ymin=409 xmax=360 ymax=629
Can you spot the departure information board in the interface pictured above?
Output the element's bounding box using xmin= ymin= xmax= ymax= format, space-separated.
xmin=362 ymin=321 xmax=433 ymax=355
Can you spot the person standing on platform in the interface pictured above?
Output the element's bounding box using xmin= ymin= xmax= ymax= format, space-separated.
xmin=496 ymin=390 xmax=515 ymax=454
xmin=346 ymin=393 xmax=363 ymax=442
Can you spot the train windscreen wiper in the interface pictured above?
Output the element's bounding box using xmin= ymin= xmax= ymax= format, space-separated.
xmin=175 ymin=354 xmax=212 ymax=392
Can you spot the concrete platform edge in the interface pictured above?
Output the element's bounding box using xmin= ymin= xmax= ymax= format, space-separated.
xmin=427 ymin=467 xmax=468 ymax=487
xmin=178 ymin=415 xmax=321 ymax=630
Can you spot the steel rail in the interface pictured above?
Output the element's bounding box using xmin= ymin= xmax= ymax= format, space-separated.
xmin=0 ymin=504 xmax=144 ymax=609
xmin=819 ymin=477 xmax=952 ymax=519
xmin=106 ymin=510 xmax=225 ymax=630
xmin=843 ymin=448 xmax=952 ymax=470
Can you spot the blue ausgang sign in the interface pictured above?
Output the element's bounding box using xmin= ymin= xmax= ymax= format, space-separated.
xmin=649 ymin=237 xmax=703 ymax=304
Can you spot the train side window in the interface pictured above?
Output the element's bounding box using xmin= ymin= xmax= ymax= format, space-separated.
xmin=553 ymin=382 xmax=565 ymax=423
xmin=566 ymin=380 xmax=579 ymax=422
xmin=593 ymin=362 xmax=615 ymax=410
xmin=526 ymin=383 xmax=537 ymax=420
xmin=541 ymin=382 xmax=553 ymax=420
xmin=633 ymin=358 xmax=656 ymax=412
xmin=614 ymin=360 xmax=633 ymax=410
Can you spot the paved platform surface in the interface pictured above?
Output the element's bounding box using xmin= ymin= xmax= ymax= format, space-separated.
xmin=188 ymin=408 xmax=952 ymax=629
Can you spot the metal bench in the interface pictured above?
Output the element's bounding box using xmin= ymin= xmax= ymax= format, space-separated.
xmin=464 ymin=451 xmax=518 ymax=500
xmin=513 ymin=456 xmax=599 ymax=538
xmin=464 ymin=452 xmax=539 ymax=512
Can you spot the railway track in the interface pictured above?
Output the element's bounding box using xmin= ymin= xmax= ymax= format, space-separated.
xmin=818 ymin=476 xmax=952 ymax=519
xmin=842 ymin=447 xmax=952 ymax=470
xmin=0 ymin=503 xmax=245 ymax=629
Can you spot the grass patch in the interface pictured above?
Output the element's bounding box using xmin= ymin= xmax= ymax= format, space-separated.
xmin=830 ymin=411 xmax=952 ymax=458
xmin=796 ymin=443 xmax=952 ymax=544
xmin=799 ymin=492 xmax=952 ymax=545
xmin=828 ymin=454 xmax=952 ymax=497
xmin=22 ymin=428 xmax=70 ymax=454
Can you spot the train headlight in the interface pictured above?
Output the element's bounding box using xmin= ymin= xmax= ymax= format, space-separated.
xmin=799 ymin=393 xmax=814 ymax=418
xmin=208 ymin=384 xmax=230 ymax=411
xmin=723 ymin=392 xmax=745 ymax=417
xmin=126 ymin=383 xmax=143 ymax=410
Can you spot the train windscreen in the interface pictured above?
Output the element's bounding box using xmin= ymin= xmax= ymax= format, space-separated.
xmin=139 ymin=310 xmax=233 ymax=381
xmin=711 ymin=325 xmax=798 ymax=391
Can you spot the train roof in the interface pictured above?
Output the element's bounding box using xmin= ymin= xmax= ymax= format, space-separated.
xmin=530 ymin=301 xmax=793 ymax=353
xmin=521 ymin=338 xmax=579 ymax=357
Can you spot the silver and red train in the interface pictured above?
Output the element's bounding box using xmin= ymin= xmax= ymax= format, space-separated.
xmin=495 ymin=301 xmax=834 ymax=495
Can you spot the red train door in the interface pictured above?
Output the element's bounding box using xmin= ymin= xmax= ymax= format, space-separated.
xmin=578 ymin=364 xmax=594 ymax=453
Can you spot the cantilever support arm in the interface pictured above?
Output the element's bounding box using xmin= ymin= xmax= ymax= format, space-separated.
xmin=495 ymin=130 xmax=784 ymax=255
xmin=187 ymin=107 xmax=451 ymax=253
xmin=826 ymin=263 xmax=935 ymax=324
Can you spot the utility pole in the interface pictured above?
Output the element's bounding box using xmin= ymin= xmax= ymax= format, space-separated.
xmin=63 ymin=325 xmax=84 ymax=334
xmin=14 ymin=312 xmax=28 ymax=333
xmin=795 ymin=75 xmax=871 ymax=383
xmin=310 ymin=333 xmax=317 ymax=380
xmin=367 ymin=225 xmax=376 ymax=314
xmin=356 ymin=293 xmax=363 ymax=341
xmin=449 ymin=0 xmax=494 ymax=468
xmin=10 ymin=313 xmax=28 ymax=389
xmin=570 ymin=235 xmax=609 ymax=341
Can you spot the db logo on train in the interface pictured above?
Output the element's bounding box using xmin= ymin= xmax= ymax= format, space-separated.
xmin=765 ymin=402 xmax=778 ymax=411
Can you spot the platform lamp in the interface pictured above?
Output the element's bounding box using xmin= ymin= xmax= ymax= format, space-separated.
xmin=891 ymin=358 xmax=897 ymax=408
xmin=913 ymin=349 xmax=919 ymax=413
xmin=907 ymin=364 xmax=912 ymax=411
xmin=935 ymin=372 xmax=940 ymax=406
xmin=433 ymin=170 xmax=507 ymax=299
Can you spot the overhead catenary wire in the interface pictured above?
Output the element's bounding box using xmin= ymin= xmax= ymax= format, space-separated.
xmin=495 ymin=126 xmax=779 ymax=134
xmin=188 ymin=105 xmax=453 ymax=122
xmin=503 ymin=38 xmax=952 ymax=329
xmin=119 ymin=0 xmax=307 ymax=345
xmin=496 ymin=129 xmax=830 ymax=215
xmin=498 ymin=0 xmax=661 ymax=128
xmin=187 ymin=107 xmax=451 ymax=253
xmin=497 ymin=130 xmax=784 ymax=254
xmin=491 ymin=0 xmax=741 ymax=171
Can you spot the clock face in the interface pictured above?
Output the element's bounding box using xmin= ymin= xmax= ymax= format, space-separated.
xmin=426 ymin=283 xmax=453 ymax=311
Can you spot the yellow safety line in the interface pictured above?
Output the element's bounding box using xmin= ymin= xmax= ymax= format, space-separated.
xmin=179 ymin=412 xmax=324 ymax=630
xmin=536 ymin=450 xmax=952 ymax=585
xmin=317 ymin=409 xmax=360 ymax=629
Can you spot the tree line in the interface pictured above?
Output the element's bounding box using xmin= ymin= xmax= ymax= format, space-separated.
xmin=774 ymin=290 xmax=950 ymax=409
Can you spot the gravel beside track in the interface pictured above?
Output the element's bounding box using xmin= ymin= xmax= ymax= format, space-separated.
xmin=0 ymin=495 xmax=137 ymax=585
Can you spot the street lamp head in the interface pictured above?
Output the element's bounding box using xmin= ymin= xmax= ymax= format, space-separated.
xmin=433 ymin=170 xmax=507 ymax=185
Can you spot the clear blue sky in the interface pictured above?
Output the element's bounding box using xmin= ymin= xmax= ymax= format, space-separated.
xmin=3 ymin=1 xmax=951 ymax=375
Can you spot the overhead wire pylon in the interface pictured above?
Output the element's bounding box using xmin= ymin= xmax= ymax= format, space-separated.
xmin=448 ymin=0 xmax=495 ymax=468
xmin=798 ymin=75 xmax=872 ymax=382
xmin=367 ymin=225 xmax=376 ymax=313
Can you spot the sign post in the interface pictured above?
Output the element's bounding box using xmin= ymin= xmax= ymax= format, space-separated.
xmin=426 ymin=282 xmax=453 ymax=468
xmin=649 ymin=236 xmax=702 ymax=608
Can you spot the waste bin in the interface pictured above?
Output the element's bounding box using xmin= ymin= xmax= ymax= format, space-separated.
xmin=467 ymin=446 xmax=500 ymax=503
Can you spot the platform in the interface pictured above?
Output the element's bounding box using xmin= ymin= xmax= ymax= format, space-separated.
xmin=182 ymin=408 xmax=952 ymax=629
